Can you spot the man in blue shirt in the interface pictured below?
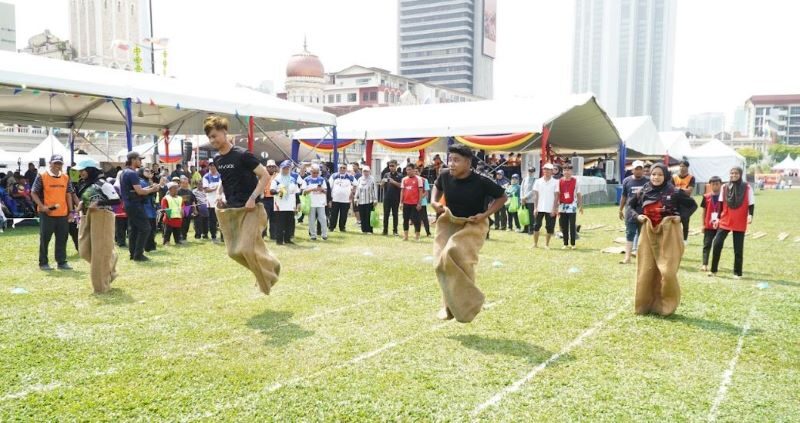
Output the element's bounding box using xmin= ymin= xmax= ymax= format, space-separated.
xmin=120 ymin=152 xmax=162 ymax=261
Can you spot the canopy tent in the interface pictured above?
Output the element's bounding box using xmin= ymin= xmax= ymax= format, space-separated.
xmin=21 ymin=134 xmax=93 ymax=165
xmin=115 ymin=137 xmax=185 ymax=164
xmin=684 ymin=139 xmax=746 ymax=183
xmin=659 ymin=131 xmax=693 ymax=160
xmin=0 ymin=50 xmax=336 ymax=163
xmin=772 ymin=155 xmax=798 ymax=171
xmin=612 ymin=116 xmax=664 ymax=157
xmin=794 ymin=156 xmax=800 ymax=170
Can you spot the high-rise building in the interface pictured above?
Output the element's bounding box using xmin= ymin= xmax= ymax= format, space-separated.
xmin=69 ymin=0 xmax=153 ymax=71
xmin=0 ymin=2 xmax=15 ymax=52
xmin=687 ymin=112 xmax=726 ymax=137
xmin=745 ymin=95 xmax=800 ymax=145
xmin=572 ymin=0 xmax=677 ymax=130
xmin=731 ymin=107 xmax=747 ymax=136
xmin=397 ymin=0 xmax=495 ymax=98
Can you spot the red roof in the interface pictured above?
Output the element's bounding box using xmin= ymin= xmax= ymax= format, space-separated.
xmin=747 ymin=94 xmax=800 ymax=105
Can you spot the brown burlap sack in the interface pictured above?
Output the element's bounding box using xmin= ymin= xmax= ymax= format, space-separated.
xmin=635 ymin=216 xmax=683 ymax=316
xmin=216 ymin=206 xmax=281 ymax=295
xmin=78 ymin=209 xmax=118 ymax=294
xmin=433 ymin=208 xmax=488 ymax=323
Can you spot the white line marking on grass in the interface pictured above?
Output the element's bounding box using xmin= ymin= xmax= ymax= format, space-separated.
xmin=0 ymin=382 xmax=63 ymax=401
xmin=707 ymin=306 xmax=756 ymax=423
xmin=472 ymin=306 xmax=623 ymax=417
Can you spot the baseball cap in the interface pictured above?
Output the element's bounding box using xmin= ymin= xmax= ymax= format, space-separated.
xmin=50 ymin=154 xmax=64 ymax=164
xmin=73 ymin=158 xmax=100 ymax=170
xmin=632 ymin=160 xmax=645 ymax=169
xmin=496 ymin=169 xmax=504 ymax=175
xmin=362 ymin=165 xmax=371 ymax=172
xmin=266 ymin=159 xmax=277 ymax=166
xmin=167 ymin=182 xmax=178 ymax=189
xmin=280 ymin=160 xmax=292 ymax=169
xmin=527 ymin=167 xmax=535 ymax=172
xmin=543 ymin=163 xmax=555 ymax=170
xmin=126 ymin=151 xmax=142 ymax=161
xmin=512 ymin=174 xmax=520 ymax=179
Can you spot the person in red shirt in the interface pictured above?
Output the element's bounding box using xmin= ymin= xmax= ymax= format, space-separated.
xmin=557 ymin=164 xmax=583 ymax=249
xmin=401 ymin=163 xmax=424 ymax=241
xmin=699 ymin=175 xmax=722 ymax=272
xmin=709 ymin=167 xmax=754 ymax=279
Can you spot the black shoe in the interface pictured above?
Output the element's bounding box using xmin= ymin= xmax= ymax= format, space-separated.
xmin=57 ymin=263 xmax=73 ymax=270
xmin=132 ymin=256 xmax=150 ymax=262
xmin=285 ymin=240 xmax=295 ymax=245
xmin=40 ymin=264 xmax=54 ymax=271
xmin=382 ymin=231 xmax=388 ymax=236
xmin=276 ymin=241 xmax=284 ymax=246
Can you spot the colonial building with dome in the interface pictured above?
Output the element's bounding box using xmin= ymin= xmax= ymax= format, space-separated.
xmin=284 ymin=39 xmax=326 ymax=110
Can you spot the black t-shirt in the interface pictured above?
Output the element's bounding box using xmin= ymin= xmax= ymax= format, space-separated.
xmin=434 ymin=169 xmax=505 ymax=218
xmin=213 ymin=146 xmax=260 ymax=208
xmin=381 ymin=170 xmax=403 ymax=201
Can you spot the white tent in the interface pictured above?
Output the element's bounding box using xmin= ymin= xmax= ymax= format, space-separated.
xmin=0 ymin=50 xmax=335 ymax=136
xmin=794 ymin=156 xmax=800 ymax=170
xmin=659 ymin=131 xmax=692 ymax=159
xmin=685 ymin=139 xmax=746 ymax=183
xmin=293 ymin=94 xmax=622 ymax=154
xmin=23 ymin=134 xmax=93 ymax=165
xmin=772 ymin=155 xmax=798 ymax=171
xmin=613 ymin=116 xmax=663 ymax=156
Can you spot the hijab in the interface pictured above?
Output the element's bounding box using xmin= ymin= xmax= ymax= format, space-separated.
xmin=725 ymin=166 xmax=746 ymax=209
xmin=639 ymin=163 xmax=674 ymax=205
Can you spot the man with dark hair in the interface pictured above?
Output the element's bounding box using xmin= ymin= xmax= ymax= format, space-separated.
xmin=24 ymin=162 xmax=38 ymax=187
xmin=120 ymin=152 xmax=162 ymax=262
xmin=431 ymin=144 xmax=507 ymax=323
xmin=380 ymin=160 xmax=403 ymax=236
xmin=328 ymin=163 xmax=356 ymax=232
xmin=30 ymin=155 xmax=75 ymax=271
xmin=673 ymin=159 xmax=696 ymax=243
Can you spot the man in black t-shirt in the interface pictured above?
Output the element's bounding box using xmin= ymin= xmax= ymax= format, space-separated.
xmin=380 ymin=160 xmax=403 ymax=236
xmin=430 ymin=144 xmax=507 ymax=323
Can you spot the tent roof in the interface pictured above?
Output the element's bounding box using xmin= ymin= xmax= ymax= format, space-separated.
xmin=659 ymin=131 xmax=692 ymax=159
xmin=0 ymin=51 xmax=335 ymax=136
xmin=612 ymin=116 xmax=663 ymax=156
xmin=293 ymin=94 xmax=621 ymax=153
xmin=690 ymin=139 xmax=745 ymax=161
xmin=773 ymin=155 xmax=799 ymax=170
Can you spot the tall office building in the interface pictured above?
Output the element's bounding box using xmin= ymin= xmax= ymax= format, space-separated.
xmin=572 ymin=0 xmax=677 ymax=130
xmin=687 ymin=112 xmax=726 ymax=137
xmin=69 ymin=0 xmax=153 ymax=71
xmin=397 ymin=0 xmax=494 ymax=98
xmin=0 ymin=2 xmax=15 ymax=52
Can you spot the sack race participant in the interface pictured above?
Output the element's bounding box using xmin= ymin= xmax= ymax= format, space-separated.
xmin=74 ymin=159 xmax=121 ymax=293
xmin=205 ymin=116 xmax=281 ymax=295
xmin=431 ymin=144 xmax=507 ymax=323
xmin=627 ymin=163 xmax=697 ymax=316
xmin=709 ymin=166 xmax=755 ymax=279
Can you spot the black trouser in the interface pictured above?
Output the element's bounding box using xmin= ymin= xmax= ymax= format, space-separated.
xmin=559 ymin=212 xmax=577 ymax=246
xmin=358 ymin=203 xmax=374 ymax=233
xmin=181 ymin=214 xmax=192 ymax=240
xmin=145 ymin=218 xmax=157 ymax=252
xmin=209 ymin=207 xmax=219 ymax=239
xmin=710 ymin=230 xmax=745 ymax=276
xmin=262 ymin=198 xmax=275 ymax=239
xmin=275 ymin=211 xmax=294 ymax=243
xmin=329 ymin=202 xmax=350 ymax=231
xmin=534 ymin=212 xmax=556 ymax=234
xmin=163 ymin=225 xmax=181 ymax=244
xmin=194 ymin=215 xmax=209 ymax=238
xmin=39 ymin=213 xmax=69 ymax=266
xmin=420 ymin=205 xmax=431 ymax=235
xmin=681 ymin=215 xmax=690 ymax=241
xmin=69 ymin=221 xmax=79 ymax=251
xmin=522 ymin=203 xmax=535 ymax=234
xmin=507 ymin=210 xmax=520 ymax=230
xmin=702 ymin=229 xmax=716 ymax=266
xmin=494 ymin=207 xmax=507 ymax=229
xmin=403 ymin=204 xmax=421 ymax=233
xmin=383 ymin=198 xmax=400 ymax=234
xmin=115 ymin=217 xmax=128 ymax=246
xmin=127 ymin=206 xmax=151 ymax=259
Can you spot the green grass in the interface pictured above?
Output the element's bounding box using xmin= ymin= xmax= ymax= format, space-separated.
xmin=1 ymin=190 xmax=798 ymax=421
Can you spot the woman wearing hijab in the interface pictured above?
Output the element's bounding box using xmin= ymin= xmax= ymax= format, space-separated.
xmin=709 ymin=167 xmax=754 ymax=279
xmin=75 ymin=159 xmax=121 ymax=293
xmin=627 ymin=163 xmax=697 ymax=316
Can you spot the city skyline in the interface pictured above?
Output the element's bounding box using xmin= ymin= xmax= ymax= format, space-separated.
xmin=4 ymin=0 xmax=800 ymax=129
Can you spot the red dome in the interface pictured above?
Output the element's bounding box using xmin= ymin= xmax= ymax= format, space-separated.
xmin=286 ymin=52 xmax=324 ymax=78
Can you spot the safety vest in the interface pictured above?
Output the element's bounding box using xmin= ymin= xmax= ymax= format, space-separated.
xmin=40 ymin=171 xmax=70 ymax=217
xmin=673 ymin=174 xmax=694 ymax=190
xmin=165 ymin=195 xmax=183 ymax=219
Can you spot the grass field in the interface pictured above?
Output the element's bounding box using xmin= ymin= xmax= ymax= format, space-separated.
xmin=1 ymin=190 xmax=798 ymax=421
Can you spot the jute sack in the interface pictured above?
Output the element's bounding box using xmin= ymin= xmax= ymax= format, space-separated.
xmin=433 ymin=208 xmax=488 ymax=323
xmin=635 ymin=216 xmax=683 ymax=316
xmin=78 ymin=208 xmax=118 ymax=294
xmin=216 ymin=206 xmax=281 ymax=294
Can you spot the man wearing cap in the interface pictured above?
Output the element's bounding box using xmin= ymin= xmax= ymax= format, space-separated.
xmin=493 ymin=169 xmax=510 ymax=230
xmin=521 ymin=166 xmax=536 ymax=234
xmin=329 ymin=163 xmax=356 ymax=233
xmin=120 ymin=151 xmax=163 ymax=262
xmin=261 ymin=160 xmax=279 ymax=240
xmin=30 ymin=154 xmax=75 ymax=271
xmin=619 ymin=160 xmax=649 ymax=264
xmin=202 ymin=161 xmax=222 ymax=243
xmin=532 ymin=163 xmax=559 ymax=249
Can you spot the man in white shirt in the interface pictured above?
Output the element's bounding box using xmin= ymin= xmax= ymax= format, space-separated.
xmin=532 ymin=163 xmax=560 ymax=249
xmin=328 ymin=163 xmax=356 ymax=232
xmin=303 ymin=164 xmax=328 ymax=241
xmin=202 ymin=161 xmax=222 ymax=242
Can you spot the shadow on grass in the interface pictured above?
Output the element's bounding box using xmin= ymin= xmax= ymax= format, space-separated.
xmin=247 ymin=310 xmax=315 ymax=347
xmin=44 ymin=268 xmax=88 ymax=280
xmin=448 ymin=335 xmax=565 ymax=364
xmin=94 ymin=288 xmax=136 ymax=305
xmin=662 ymin=314 xmax=762 ymax=336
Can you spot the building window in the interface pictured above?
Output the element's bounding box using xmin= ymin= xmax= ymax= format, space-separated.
xmin=328 ymin=94 xmax=334 ymax=103
xmin=336 ymin=94 xmax=341 ymax=103
xmin=384 ymin=92 xmax=388 ymax=102
xmin=348 ymin=93 xmax=357 ymax=103
xmin=356 ymin=78 xmax=371 ymax=85
xmin=131 ymin=4 xmax=135 ymax=15
xmin=363 ymin=92 xmax=369 ymax=102
xmin=117 ymin=1 xmax=121 ymax=12
xmin=369 ymin=92 xmax=377 ymax=101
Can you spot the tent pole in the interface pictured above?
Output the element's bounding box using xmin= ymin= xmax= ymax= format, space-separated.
xmin=163 ymin=128 xmax=170 ymax=165
xmin=291 ymin=140 xmax=300 ymax=163
xmin=248 ymin=116 xmax=255 ymax=153
xmin=618 ymin=141 xmax=626 ymax=183
xmin=332 ymin=126 xmax=339 ymax=169
xmin=124 ymin=98 xmax=133 ymax=152
xmin=366 ymin=139 xmax=374 ymax=170
xmin=68 ymin=121 xmax=75 ymax=165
